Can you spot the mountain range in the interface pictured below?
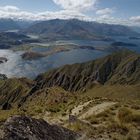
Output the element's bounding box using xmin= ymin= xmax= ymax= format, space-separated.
xmin=24 ymin=19 xmax=139 ymax=40
xmin=0 ymin=19 xmax=20 ymax=32
xmin=0 ymin=18 xmax=139 ymax=41
xmin=0 ymin=18 xmax=34 ymax=32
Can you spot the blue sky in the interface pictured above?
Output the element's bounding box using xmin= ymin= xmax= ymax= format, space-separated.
xmin=0 ymin=0 xmax=140 ymax=26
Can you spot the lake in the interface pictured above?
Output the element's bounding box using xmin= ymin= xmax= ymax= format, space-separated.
xmin=0 ymin=36 xmax=140 ymax=79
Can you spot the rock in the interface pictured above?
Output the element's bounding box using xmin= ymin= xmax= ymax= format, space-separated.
xmin=0 ymin=115 xmax=79 ymax=140
xmin=2 ymin=103 xmax=12 ymax=110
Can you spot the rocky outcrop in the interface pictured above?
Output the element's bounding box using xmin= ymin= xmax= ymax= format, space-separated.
xmin=0 ymin=115 xmax=79 ymax=140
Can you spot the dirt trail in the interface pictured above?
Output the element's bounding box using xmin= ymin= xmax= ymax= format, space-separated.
xmin=79 ymin=102 xmax=116 ymax=119
xmin=71 ymin=100 xmax=93 ymax=116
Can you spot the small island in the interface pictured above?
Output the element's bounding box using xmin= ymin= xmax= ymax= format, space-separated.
xmin=21 ymin=47 xmax=71 ymax=60
xmin=111 ymin=41 xmax=137 ymax=47
xmin=21 ymin=52 xmax=44 ymax=60
xmin=0 ymin=57 xmax=8 ymax=64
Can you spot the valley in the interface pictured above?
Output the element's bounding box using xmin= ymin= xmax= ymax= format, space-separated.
xmin=0 ymin=18 xmax=140 ymax=140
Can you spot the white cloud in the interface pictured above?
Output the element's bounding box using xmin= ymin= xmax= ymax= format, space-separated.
xmin=37 ymin=10 xmax=92 ymax=21
xmin=96 ymin=8 xmax=114 ymax=15
xmin=0 ymin=5 xmax=19 ymax=12
xmin=53 ymin=0 xmax=97 ymax=11
xmin=0 ymin=5 xmax=91 ymax=21
xmin=0 ymin=5 xmax=140 ymax=27
xmin=130 ymin=16 xmax=140 ymax=23
xmin=95 ymin=15 xmax=136 ymax=26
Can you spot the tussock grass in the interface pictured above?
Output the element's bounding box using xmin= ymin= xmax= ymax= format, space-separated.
xmin=86 ymin=116 xmax=99 ymax=124
xmin=117 ymin=107 xmax=140 ymax=124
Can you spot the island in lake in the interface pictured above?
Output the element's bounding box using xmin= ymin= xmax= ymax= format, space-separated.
xmin=21 ymin=44 xmax=120 ymax=61
xmin=111 ymin=41 xmax=137 ymax=47
xmin=0 ymin=57 xmax=8 ymax=64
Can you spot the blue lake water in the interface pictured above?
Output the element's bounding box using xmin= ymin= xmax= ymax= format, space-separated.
xmin=0 ymin=36 xmax=140 ymax=79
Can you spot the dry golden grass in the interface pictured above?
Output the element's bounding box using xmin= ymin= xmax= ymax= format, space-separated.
xmin=117 ymin=107 xmax=140 ymax=124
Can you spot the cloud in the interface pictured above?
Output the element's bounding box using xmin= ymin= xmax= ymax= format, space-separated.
xmin=96 ymin=8 xmax=114 ymax=15
xmin=0 ymin=6 xmax=34 ymax=20
xmin=95 ymin=15 xmax=135 ymax=27
xmin=37 ymin=10 xmax=92 ymax=21
xmin=0 ymin=5 xmax=91 ymax=21
xmin=52 ymin=0 xmax=97 ymax=11
xmin=130 ymin=16 xmax=140 ymax=23
xmin=0 ymin=5 xmax=19 ymax=12
xmin=0 ymin=5 xmax=140 ymax=27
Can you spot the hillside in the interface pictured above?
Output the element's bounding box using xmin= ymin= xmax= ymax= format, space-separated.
xmin=0 ymin=50 xmax=139 ymax=110
xmin=0 ymin=50 xmax=140 ymax=140
xmin=0 ymin=32 xmax=29 ymax=47
xmin=0 ymin=32 xmax=40 ymax=48
xmin=0 ymin=78 xmax=34 ymax=110
xmin=25 ymin=19 xmax=139 ymax=40
xmin=35 ymin=50 xmax=140 ymax=92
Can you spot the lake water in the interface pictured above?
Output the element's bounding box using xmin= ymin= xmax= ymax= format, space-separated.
xmin=0 ymin=48 xmax=109 ymax=79
xmin=0 ymin=36 xmax=140 ymax=79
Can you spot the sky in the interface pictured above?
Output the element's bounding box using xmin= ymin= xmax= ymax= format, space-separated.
xmin=0 ymin=0 xmax=140 ymax=26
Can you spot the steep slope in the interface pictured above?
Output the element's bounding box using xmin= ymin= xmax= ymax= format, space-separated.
xmin=35 ymin=50 xmax=140 ymax=92
xmin=0 ymin=78 xmax=34 ymax=110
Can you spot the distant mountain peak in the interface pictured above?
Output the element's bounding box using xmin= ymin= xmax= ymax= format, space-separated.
xmin=25 ymin=19 xmax=139 ymax=40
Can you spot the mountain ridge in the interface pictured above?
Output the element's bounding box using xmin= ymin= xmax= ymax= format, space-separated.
xmin=0 ymin=50 xmax=139 ymax=110
xmin=35 ymin=50 xmax=140 ymax=92
xmin=0 ymin=50 xmax=140 ymax=140
xmin=24 ymin=19 xmax=139 ymax=40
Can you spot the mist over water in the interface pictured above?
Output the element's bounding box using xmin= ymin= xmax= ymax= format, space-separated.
xmin=0 ymin=48 xmax=108 ymax=79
